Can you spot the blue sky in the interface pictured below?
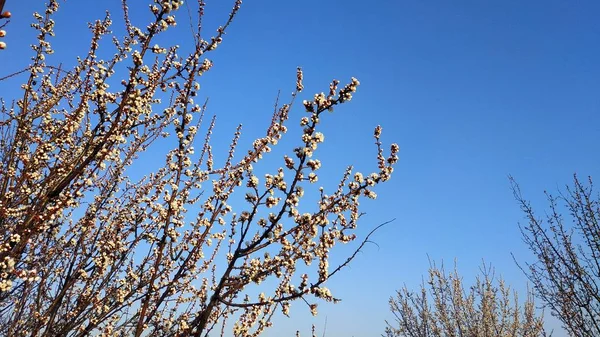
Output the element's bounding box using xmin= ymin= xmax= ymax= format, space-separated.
xmin=1 ymin=0 xmax=599 ymax=336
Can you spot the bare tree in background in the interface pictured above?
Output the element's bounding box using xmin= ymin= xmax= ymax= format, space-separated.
xmin=511 ymin=175 xmax=600 ymax=337
xmin=0 ymin=0 xmax=399 ymax=336
xmin=385 ymin=261 xmax=547 ymax=337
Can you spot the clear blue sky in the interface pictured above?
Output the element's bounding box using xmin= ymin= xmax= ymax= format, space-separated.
xmin=1 ymin=1 xmax=599 ymax=336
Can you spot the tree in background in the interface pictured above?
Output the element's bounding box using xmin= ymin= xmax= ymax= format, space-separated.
xmin=512 ymin=175 xmax=600 ymax=336
xmin=0 ymin=0 xmax=399 ymax=335
xmin=385 ymin=262 xmax=546 ymax=337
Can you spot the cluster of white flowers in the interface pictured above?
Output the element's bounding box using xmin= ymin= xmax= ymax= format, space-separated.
xmin=0 ymin=10 xmax=10 ymax=49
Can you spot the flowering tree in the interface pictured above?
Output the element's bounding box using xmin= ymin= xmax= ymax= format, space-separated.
xmin=385 ymin=262 xmax=547 ymax=337
xmin=512 ymin=175 xmax=600 ymax=337
xmin=0 ymin=0 xmax=399 ymax=336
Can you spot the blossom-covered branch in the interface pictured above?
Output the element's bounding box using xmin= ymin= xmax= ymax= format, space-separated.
xmin=0 ymin=1 xmax=398 ymax=336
